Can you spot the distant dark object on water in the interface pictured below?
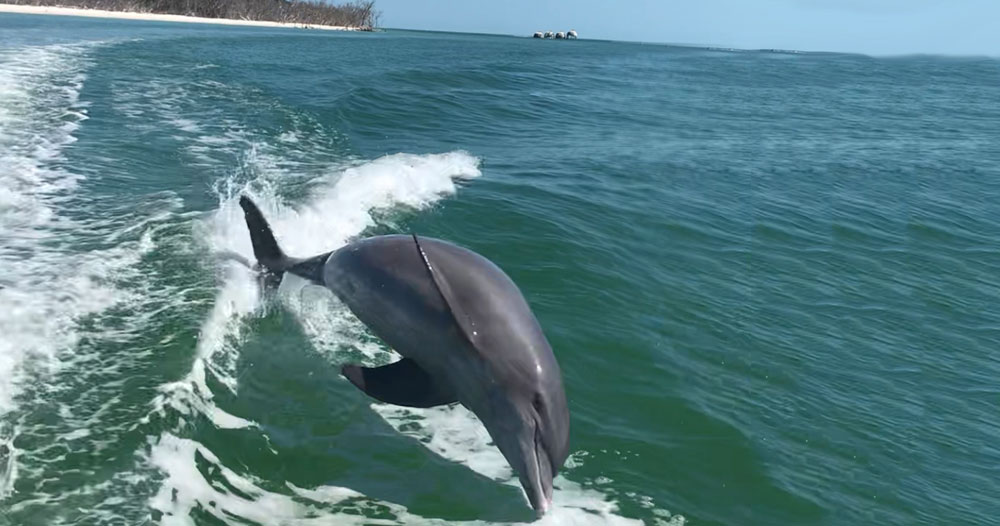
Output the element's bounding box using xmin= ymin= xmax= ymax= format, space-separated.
xmin=534 ymin=29 xmax=577 ymax=40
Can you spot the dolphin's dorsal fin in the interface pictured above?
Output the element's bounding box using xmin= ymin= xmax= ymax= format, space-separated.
xmin=341 ymin=358 xmax=457 ymax=408
xmin=412 ymin=234 xmax=481 ymax=349
xmin=412 ymin=235 xmax=543 ymax=362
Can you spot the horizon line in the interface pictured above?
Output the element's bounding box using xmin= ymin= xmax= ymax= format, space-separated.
xmin=379 ymin=27 xmax=999 ymax=59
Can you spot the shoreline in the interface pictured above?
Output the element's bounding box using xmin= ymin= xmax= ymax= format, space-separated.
xmin=0 ymin=4 xmax=361 ymax=31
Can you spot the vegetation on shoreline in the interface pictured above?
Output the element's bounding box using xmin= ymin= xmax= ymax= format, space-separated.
xmin=4 ymin=0 xmax=379 ymax=29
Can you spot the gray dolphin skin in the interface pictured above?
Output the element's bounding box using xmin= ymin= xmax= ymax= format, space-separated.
xmin=238 ymin=196 xmax=570 ymax=515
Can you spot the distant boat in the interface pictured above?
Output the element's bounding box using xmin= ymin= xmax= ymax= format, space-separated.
xmin=534 ymin=30 xmax=576 ymax=40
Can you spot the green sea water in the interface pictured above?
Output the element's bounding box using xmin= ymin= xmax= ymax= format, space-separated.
xmin=1 ymin=12 xmax=999 ymax=526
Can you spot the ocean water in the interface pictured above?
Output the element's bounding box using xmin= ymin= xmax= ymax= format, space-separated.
xmin=1 ymin=12 xmax=999 ymax=526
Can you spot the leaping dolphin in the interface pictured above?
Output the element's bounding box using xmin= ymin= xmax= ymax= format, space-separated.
xmin=238 ymin=196 xmax=570 ymax=515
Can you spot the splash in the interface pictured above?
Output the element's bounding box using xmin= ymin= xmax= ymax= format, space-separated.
xmin=148 ymin=149 xmax=481 ymax=425
xmin=147 ymin=432 xmax=672 ymax=526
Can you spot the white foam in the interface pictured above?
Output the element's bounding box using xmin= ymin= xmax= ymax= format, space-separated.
xmin=58 ymin=428 xmax=92 ymax=442
xmin=372 ymin=404 xmax=514 ymax=481
xmin=112 ymin=77 xmax=235 ymax=141
xmin=259 ymin=150 xmax=484 ymax=257
xmin=278 ymin=131 xmax=299 ymax=143
xmin=170 ymin=118 xmax=201 ymax=133
xmin=371 ymin=403 xmax=670 ymax=525
xmin=0 ymin=42 xmax=186 ymax=504
xmin=0 ymin=42 xmax=110 ymax=415
xmin=147 ymin=429 xmax=677 ymax=526
xmin=0 ymin=424 xmax=18 ymax=498
xmin=148 ymin=434 xmax=326 ymax=526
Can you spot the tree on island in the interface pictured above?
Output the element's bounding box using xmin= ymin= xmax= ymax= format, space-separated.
xmin=5 ymin=0 xmax=380 ymax=29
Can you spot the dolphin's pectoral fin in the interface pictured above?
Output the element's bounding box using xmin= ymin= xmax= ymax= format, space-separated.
xmin=341 ymin=358 xmax=457 ymax=408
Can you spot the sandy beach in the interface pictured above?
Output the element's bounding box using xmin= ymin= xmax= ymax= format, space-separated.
xmin=0 ymin=3 xmax=358 ymax=30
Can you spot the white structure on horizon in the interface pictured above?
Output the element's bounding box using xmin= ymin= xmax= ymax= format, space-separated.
xmin=533 ymin=30 xmax=577 ymax=39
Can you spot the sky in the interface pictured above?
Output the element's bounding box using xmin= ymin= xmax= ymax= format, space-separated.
xmin=371 ymin=0 xmax=995 ymax=56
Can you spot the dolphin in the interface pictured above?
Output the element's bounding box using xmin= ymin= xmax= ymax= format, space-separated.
xmin=237 ymin=196 xmax=570 ymax=514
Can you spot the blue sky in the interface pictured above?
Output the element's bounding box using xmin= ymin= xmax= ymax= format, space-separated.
xmin=372 ymin=0 xmax=993 ymax=55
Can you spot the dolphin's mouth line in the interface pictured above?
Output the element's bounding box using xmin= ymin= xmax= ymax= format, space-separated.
xmin=532 ymin=420 xmax=548 ymax=512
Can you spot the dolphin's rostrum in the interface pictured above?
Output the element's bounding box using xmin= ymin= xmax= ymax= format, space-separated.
xmin=238 ymin=196 xmax=570 ymax=514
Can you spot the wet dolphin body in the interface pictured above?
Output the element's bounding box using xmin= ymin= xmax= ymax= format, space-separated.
xmin=238 ymin=196 xmax=570 ymax=514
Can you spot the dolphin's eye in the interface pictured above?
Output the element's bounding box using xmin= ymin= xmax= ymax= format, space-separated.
xmin=532 ymin=393 xmax=544 ymax=414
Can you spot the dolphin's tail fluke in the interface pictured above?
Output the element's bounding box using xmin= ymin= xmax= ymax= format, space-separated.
xmin=239 ymin=195 xmax=289 ymax=273
xmin=238 ymin=195 xmax=328 ymax=286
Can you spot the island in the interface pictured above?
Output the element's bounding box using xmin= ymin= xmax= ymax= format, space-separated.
xmin=0 ymin=0 xmax=379 ymax=31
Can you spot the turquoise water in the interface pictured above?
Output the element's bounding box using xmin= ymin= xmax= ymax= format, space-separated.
xmin=1 ymin=12 xmax=999 ymax=526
